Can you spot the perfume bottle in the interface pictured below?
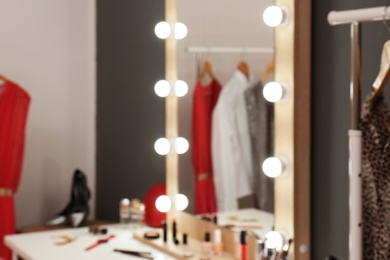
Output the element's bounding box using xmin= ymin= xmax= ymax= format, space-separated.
xmin=212 ymin=229 xmax=223 ymax=255
xmin=119 ymin=198 xmax=130 ymax=225
xmin=202 ymin=232 xmax=212 ymax=256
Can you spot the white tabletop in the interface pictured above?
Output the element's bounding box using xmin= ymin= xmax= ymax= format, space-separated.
xmin=5 ymin=225 xmax=176 ymax=260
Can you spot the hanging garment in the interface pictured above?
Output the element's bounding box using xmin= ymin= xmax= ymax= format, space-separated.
xmin=192 ymin=79 xmax=221 ymax=214
xmin=360 ymin=91 xmax=390 ymax=259
xmin=212 ymin=70 xmax=253 ymax=212
xmin=244 ymin=81 xmax=274 ymax=213
xmin=0 ymin=80 xmax=30 ymax=259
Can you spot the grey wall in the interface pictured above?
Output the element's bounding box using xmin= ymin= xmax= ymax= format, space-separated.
xmin=312 ymin=0 xmax=390 ymax=258
xmin=96 ymin=0 xmax=165 ymax=221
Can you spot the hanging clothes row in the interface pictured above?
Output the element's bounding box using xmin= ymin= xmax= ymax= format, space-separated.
xmin=191 ymin=60 xmax=274 ymax=214
xmin=0 ymin=75 xmax=31 ymax=260
xmin=360 ymin=40 xmax=390 ymax=260
xmin=328 ymin=7 xmax=390 ymax=259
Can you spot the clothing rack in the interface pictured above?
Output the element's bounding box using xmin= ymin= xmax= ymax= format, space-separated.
xmin=186 ymin=46 xmax=274 ymax=79
xmin=327 ymin=6 xmax=390 ymax=260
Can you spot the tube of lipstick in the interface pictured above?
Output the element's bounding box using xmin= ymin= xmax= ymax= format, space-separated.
xmin=162 ymin=221 xmax=167 ymax=242
xmin=172 ymin=219 xmax=179 ymax=244
xmin=241 ymin=230 xmax=247 ymax=260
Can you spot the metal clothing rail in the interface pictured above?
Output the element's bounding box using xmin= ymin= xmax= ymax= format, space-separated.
xmin=186 ymin=46 xmax=274 ymax=54
xmin=186 ymin=46 xmax=274 ymax=79
xmin=327 ymin=5 xmax=390 ymax=260
xmin=328 ymin=6 xmax=390 ymax=25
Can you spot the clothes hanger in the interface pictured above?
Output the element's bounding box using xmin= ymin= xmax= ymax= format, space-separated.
xmin=372 ymin=40 xmax=390 ymax=103
xmin=259 ymin=61 xmax=275 ymax=84
xmin=199 ymin=60 xmax=216 ymax=81
xmin=237 ymin=61 xmax=249 ymax=79
xmin=0 ymin=74 xmax=9 ymax=85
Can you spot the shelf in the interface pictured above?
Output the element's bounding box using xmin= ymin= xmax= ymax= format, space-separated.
xmin=133 ymin=230 xmax=237 ymax=260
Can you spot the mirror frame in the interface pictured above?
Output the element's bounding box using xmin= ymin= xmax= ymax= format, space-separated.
xmin=164 ymin=0 xmax=311 ymax=259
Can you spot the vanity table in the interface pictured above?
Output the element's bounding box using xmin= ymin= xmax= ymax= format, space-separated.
xmin=5 ymin=225 xmax=176 ymax=260
xmin=5 ymin=209 xmax=272 ymax=260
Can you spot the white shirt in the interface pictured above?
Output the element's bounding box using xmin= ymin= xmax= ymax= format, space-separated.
xmin=212 ymin=70 xmax=254 ymax=212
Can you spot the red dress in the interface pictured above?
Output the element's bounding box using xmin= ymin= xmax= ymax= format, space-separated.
xmin=191 ymin=79 xmax=221 ymax=214
xmin=0 ymin=81 xmax=30 ymax=259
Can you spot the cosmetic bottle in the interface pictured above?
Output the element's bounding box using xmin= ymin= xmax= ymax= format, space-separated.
xmin=202 ymin=232 xmax=212 ymax=256
xmin=212 ymin=229 xmax=223 ymax=255
xmin=172 ymin=219 xmax=178 ymax=243
xmin=277 ymin=239 xmax=292 ymax=259
xmin=261 ymin=238 xmax=268 ymax=260
xmin=119 ymin=198 xmax=130 ymax=225
xmin=162 ymin=221 xmax=167 ymax=242
xmin=241 ymin=230 xmax=247 ymax=260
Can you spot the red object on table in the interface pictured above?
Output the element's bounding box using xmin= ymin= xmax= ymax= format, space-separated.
xmin=0 ymin=80 xmax=30 ymax=260
xmin=84 ymin=234 xmax=116 ymax=251
xmin=143 ymin=184 xmax=166 ymax=227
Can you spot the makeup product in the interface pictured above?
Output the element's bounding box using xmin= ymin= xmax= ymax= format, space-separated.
xmin=172 ymin=219 xmax=177 ymax=242
xmin=143 ymin=231 xmax=160 ymax=239
xmin=119 ymin=198 xmax=131 ymax=225
xmin=277 ymin=239 xmax=292 ymax=259
xmin=261 ymin=238 xmax=268 ymax=260
xmin=182 ymin=251 xmax=194 ymax=258
xmin=271 ymin=248 xmax=277 ymax=260
xmin=114 ymin=249 xmax=153 ymax=259
xmin=202 ymin=232 xmax=212 ymax=254
xmin=162 ymin=221 xmax=167 ymax=242
xmin=241 ymin=230 xmax=247 ymax=260
xmin=224 ymin=224 xmax=263 ymax=230
xmin=85 ymin=235 xmax=115 ymax=251
xmin=256 ymin=240 xmax=265 ymax=259
xmin=89 ymin=226 xmax=108 ymax=235
xmin=212 ymin=229 xmax=223 ymax=255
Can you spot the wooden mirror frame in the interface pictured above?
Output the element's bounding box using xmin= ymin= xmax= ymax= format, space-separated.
xmin=164 ymin=0 xmax=311 ymax=259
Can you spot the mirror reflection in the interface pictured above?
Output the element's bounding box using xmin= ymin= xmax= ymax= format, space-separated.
xmin=175 ymin=0 xmax=275 ymax=235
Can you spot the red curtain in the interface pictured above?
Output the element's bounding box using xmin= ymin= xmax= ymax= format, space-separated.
xmin=191 ymin=79 xmax=221 ymax=214
xmin=0 ymin=81 xmax=30 ymax=259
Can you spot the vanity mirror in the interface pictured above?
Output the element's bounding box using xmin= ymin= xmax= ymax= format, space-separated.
xmin=162 ymin=0 xmax=311 ymax=259
xmin=177 ymin=0 xmax=275 ymax=218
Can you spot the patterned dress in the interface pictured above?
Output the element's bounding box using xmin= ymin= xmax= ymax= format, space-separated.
xmin=244 ymin=81 xmax=274 ymax=213
xmin=360 ymin=91 xmax=390 ymax=259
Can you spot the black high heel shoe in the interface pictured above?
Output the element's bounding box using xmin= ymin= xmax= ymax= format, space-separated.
xmin=68 ymin=170 xmax=90 ymax=227
xmin=46 ymin=169 xmax=91 ymax=227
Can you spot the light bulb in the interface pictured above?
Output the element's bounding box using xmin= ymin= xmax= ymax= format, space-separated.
xmin=155 ymin=22 xmax=187 ymax=40
xmin=263 ymin=6 xmax=288 ymax=27
xmin=154 ymin=138 xmax=171 ymax=155
xmin=154 ymin=80 xmax=171 ymax=97
xmin=265 ymin=231 xmax=284 ymax=251
xmin=174 ymin=22 xmax=188 ymax=39
xmin=174 ymin=80 xmax=188 ymax=97
xmin=155 ymin=22 xmax=171 ymax=39
xmin=155 ymin=195 xmax=171 ymax=213
xmin=263 ymin=82 xmax=288 ymax=102
xmin=262 ymin=157 xmax=287 ymax=178
xmin=175 ymin=194 xmax=188 ymax=211
xmin=175 ymin=137 xmax=189 ymax=154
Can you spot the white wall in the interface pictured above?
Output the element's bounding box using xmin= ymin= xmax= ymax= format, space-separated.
xmin=0 ymin=0 xmax=96 ymax=228
xmin=177 ymin=0 xmax=274 ymax=212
